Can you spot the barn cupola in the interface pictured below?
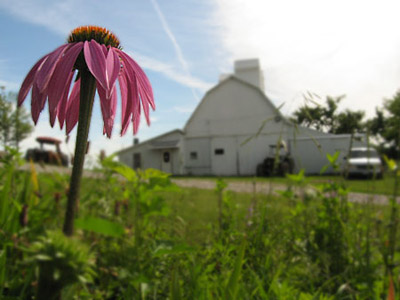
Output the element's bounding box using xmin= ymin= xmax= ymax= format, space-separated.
xmin=234 ymin=59 xmax=264 ymax=92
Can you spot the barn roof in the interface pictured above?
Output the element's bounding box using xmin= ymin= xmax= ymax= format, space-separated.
xmin=183 ymin=75 xmax=291 ymax=132
xmin=116 ymin=129 xmax=184 ymax=155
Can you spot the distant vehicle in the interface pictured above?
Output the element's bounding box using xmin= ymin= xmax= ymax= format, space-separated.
xmin=343 ymin=147 xmax=383 ymax=179
xmin=25 ymin=137 xmax=69 ymax=167
xmin=256 ymin=141 xmax=294 ymax=177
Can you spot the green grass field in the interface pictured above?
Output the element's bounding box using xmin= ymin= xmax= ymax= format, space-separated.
xmin=2 ymin=153 xmax=399 ymax=299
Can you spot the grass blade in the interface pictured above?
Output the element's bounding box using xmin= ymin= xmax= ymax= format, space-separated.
xmin=224 ymin=239 xmax=246 ymax=300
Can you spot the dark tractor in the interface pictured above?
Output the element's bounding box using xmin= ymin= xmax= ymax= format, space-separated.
xmin=25 ymin=137 xmax=69 ymax=167
xmin=256 ymin=142 xmax=294 ymax=177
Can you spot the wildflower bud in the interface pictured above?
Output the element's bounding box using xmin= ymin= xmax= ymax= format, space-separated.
xmin=19 ymin=204 xmax=28 ymax=227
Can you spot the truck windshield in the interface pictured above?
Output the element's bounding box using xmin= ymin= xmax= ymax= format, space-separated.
xmin=349 ymin=149 xmax=379 ymax=158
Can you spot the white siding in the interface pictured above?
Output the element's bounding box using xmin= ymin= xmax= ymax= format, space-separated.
xmin=237 ymin=134 xmax=286 ymax=175
xmin=290 ymin=136 xmax=365 ymax=174
xmin=185 ymin=79 xmax=282 ymax=138
xmin=211 ymin=137 xmax=237 ymax=176
xmin=184 ymin=138 xmax=211 ymax=175
xmin=118 ymin=130 xmax=184 ymax=175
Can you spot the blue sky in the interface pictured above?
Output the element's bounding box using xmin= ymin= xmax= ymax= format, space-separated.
xmin=1 ymin=0 xmax=400 ymax=162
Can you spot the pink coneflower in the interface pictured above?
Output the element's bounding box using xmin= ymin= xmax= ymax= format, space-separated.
xmin=18 ymin=25 xmax=155 ymax=137
xmin=18 ymin=26 xmax=155 ymax=236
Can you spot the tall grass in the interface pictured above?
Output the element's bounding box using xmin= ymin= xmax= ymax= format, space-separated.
xmin=0 ymin=150 xmax=399 ymax=299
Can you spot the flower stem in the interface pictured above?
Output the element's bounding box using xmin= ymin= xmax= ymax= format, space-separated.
xmin=63 ymin=69 xmax=96 ymax=236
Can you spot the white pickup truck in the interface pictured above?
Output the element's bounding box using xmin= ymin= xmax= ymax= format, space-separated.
xmin=343 ymin=147 xmax=384 ymax=179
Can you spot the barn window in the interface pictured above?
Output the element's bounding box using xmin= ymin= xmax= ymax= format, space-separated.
xmin=215 ymin=148 xmax=224 ymax=155
xmin=133 ymin=153 xmax=141 ymax=169
xmin=190 ymin=152 xmax=198 ymax=160
xmin=163 ymin=152 xmax=170 ymax=163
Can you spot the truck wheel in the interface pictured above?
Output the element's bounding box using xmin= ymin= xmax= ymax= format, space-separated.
xmin=280 ymin=161 xmax=290 ymax=176
xmin=256 ymin=164 xmax=264 ymax=177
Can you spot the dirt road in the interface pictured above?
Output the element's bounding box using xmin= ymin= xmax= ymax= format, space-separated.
xmin=171 ymin=178 xmax=395 ymax=205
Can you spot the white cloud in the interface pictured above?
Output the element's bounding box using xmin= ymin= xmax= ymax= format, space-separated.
xmin=149 ymin=0 xmax=190 ymax=73
xmin=133 ymin=53 xmax=212 ymax=91
xmin=0 ymin=0 xmax=78 ymax=36
xmin=148 ymin=0 xmax=204 ymax=99
xmin=214 ymin=0 xmax=400 ymax=116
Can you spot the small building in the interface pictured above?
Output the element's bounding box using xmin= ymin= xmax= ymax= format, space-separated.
xmin=117 ymin=59 xmax=364 ymax=175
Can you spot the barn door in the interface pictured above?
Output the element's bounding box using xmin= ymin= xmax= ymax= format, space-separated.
xmin=161 ymin=151 xmax=172 ymax=173
xmin=211 ymin=137 xmax=237 ymax=176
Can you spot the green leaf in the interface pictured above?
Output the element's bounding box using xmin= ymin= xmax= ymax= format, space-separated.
xmin=75 ymin=217 xmax=125 ymax=237
xmin=224 ymin=239 xmax=246 ymax=300
xmin=112 ymin=164 xmax=138 ymax=182
xmin=327 ymin=151 xmax=340 ymax=164
xmin=170 ymin=268 xmax=182 ymax=300
xmin=383 ymin=155 xmax=397 ymax=172
xmin=319 ymin=164 xmax=329 ymax=175
xmin=286 ymin=169 xmax=305 ymax=183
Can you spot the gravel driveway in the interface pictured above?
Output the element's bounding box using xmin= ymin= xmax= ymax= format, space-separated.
xmin=171 ymin=178 xmax=396 ymax=205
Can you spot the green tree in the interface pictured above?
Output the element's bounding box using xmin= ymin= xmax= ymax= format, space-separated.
xmin=0 ymin=87 xmax=13 ymax=148
xmin=369 ymin=91 xmax=400 ymax=158
xmin=335 ymin=109 xmax=365 ymax=134
xmin=0 ymin=87 xmax=33 ymax=150
xmin=291 ymin=93 xmax=365 ymax=134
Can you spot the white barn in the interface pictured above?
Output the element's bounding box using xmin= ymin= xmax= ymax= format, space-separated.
xmin=117 ymin=59 xmax=365 ymax=176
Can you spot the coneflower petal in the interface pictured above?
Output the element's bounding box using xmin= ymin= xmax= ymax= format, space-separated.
xmin=84 ymin=40 xmax=108 ymax=92
xmin=109 ymin=85 xmax=117 ymax=137
xmin=97 ymin=82 xmax=110 ymax=120
xmin=118 ymin=55 xmax=139 ymax=134
xmin=133 ymin=102 xmax=141 ymax=135
xmin=105 ymin=47 xmax=120 ymax=97
xmin=142 ymin=95 xmax=151 ymax=126
xmin=31 ymin=83 xmax=47 ymax=124
xmin=97 ymin=83 xmax=117 ymax=138
xmin=36 ymin=44 xmax=70 ymax=93
xmin=119 ymin=66 xmax=139 ymax=136
xmin=66 ymin=78 xmax=81 ymax=135
xmin=55 ymin=71 xmax=74 ymax=128
xmin=18 ymin=56 xmax=47 ymax=106
xmin=48 ymin=42 xmax=83 ymax=126
xmin=116 ymin=49 xmax=155 ymax=110
xmin=119 ymin=70 xmax=130 ymax=135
